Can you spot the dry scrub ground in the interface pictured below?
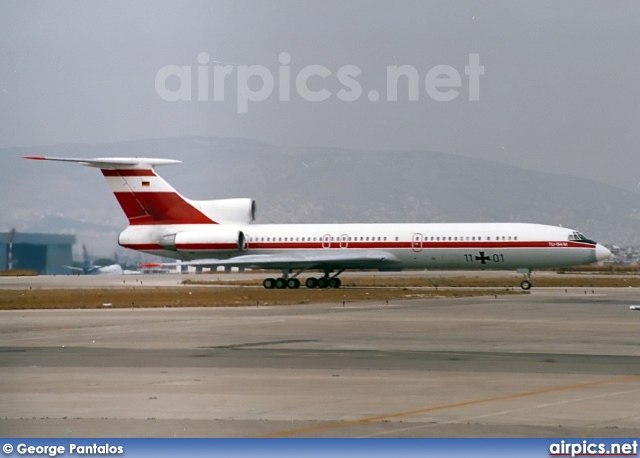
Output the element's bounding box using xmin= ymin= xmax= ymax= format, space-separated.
xmin=2 ymin=273 xmax=639 ymax=310
xmin=0 ymin=286 xmax=518 ymax=310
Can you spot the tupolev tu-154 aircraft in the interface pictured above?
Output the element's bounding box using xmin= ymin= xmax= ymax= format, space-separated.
xmin=26 ymin=156 xmax=611 ymax=289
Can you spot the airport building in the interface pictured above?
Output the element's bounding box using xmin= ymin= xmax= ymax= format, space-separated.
xmin=1 ymin=232 xmax=76 ymax=275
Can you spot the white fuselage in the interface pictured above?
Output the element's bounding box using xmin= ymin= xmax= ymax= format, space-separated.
xmin=119 ymin=222 xmax=606 ymax=270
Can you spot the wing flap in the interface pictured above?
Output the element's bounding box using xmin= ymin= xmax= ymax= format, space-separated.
xmin=153 ymin=250 xmax=399 ymax=270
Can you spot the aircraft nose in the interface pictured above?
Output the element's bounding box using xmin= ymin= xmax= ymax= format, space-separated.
xmin=595 ymin=244 xmax=612 ymax=262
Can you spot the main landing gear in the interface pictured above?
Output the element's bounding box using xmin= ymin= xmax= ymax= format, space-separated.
xmin=262 ymin=270 xmax=343 ymax=289
xmin=305 ymin=276 xmax=341 ymax=289
xmin=262 ymin=277 xmax=301 ymax=289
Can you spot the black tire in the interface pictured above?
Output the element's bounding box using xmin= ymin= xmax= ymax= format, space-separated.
xmin=305 ymin=277 xmax=318 ymax=289
xmin=263 ymin=278 xmax=276 ymax=289
xmin=317 ymin=277 xmax=329 ymax=289
xmin=520 ymin=280 xmax=532 ymax=290
xmin=328 ymin=277 xmax=341 ymax=289
xmin=275 ymin=278 xmax=288 ymax=289
xmin=287 ymin=278 xmax=300 ymax=289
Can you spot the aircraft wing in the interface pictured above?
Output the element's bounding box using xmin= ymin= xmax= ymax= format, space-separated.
xmin=64 ymin=265 xmax=85 ymax=273
xmin=151 ymin=250 xmax=400 ymax=271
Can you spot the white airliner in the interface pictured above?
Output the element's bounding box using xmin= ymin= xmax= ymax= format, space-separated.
xmin=26 ymin=156 xmax=611 ymax=289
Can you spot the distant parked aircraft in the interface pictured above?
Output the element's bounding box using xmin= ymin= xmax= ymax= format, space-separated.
xmin=65 ymin=245 xmax=139 ymax=275
xmin=28 ymin=156 xmax=611 ymax=288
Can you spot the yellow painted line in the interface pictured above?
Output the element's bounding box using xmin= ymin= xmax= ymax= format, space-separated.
xmin=256 ymin=374 xmax=639 ymax=438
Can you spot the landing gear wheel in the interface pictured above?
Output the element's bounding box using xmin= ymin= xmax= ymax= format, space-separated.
xmin=287 ymin=278 xmax=301 ymax=289
xmin=263 ymin=278 xmax=276 ymax=289
xmin=520 ymin=280 xmax=532 ymax=290
xmin=305 ymin=277 xmax=318 ymax=289
xmin=275 ymin=278 xmax=288 ymax=289
xmin=317 ymin=277 xmax=329 ymax=289
xmin=328 ymin=277 xmax=341 ymax=289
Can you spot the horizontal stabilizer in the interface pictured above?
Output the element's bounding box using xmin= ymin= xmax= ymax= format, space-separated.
xmin=24 ymin=156 xmax=181 ymax=169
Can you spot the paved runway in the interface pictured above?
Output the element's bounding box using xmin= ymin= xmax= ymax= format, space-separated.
xmin=1 ymin=279 xmax=639 ymax=437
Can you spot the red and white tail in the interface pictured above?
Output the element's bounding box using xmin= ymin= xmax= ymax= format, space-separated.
xmin=25 ymin=156 xmax=225 ymax=225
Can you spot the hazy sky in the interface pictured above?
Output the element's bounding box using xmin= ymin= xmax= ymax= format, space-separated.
xmin=2 ymin=1 xmax=639 ymax=191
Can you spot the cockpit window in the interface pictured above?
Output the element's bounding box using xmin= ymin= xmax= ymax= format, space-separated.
xmin=568 ymin=231 xmax=587 ymax=241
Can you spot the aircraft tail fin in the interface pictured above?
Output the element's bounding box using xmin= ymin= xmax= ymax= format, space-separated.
xmin=25 ymin=156 xmax=217 ymax=225
xmin=81 ymin=244 xmax=92 ymax=273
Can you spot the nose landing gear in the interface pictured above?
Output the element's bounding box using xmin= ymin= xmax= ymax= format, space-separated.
xmin=518 ymin=268 xmax=532 ymax=290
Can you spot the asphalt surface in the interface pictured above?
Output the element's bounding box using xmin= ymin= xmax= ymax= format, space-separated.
xmin=1 ymin=274 xmax=639 ymax=438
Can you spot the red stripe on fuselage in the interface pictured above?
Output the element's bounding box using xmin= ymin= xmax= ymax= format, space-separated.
xmin=241 ymin=241 xmax=595 ymax=250
xmin=120 ymin=243 xmax=165 ymax=251
xmin=159 ymin=240 xmax=596 ymax=251
xmin=175 ymin=243 xmax=238 ymax=251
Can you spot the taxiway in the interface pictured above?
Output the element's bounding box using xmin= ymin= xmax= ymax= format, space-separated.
xmin=0 ymin=277 xmax=638 ymax=437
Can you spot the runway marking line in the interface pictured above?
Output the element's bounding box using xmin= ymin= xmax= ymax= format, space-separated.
xmin=360 ymin=385 xmax=640 ymax=438
xmin=256 ymin=374 xmax=639 ymax=438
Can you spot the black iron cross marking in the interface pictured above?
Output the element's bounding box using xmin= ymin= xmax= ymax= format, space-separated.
xmin=475 ymin=252 xmax=490 ymax=264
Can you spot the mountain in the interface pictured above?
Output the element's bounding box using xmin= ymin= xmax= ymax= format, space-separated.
xmin=1 ymin=136 xmax=638 ymax=255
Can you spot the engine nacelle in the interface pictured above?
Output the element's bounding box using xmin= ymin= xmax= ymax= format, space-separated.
xmin=160 ymin=228 xmax=246 ymax=253
xmin=188 ymin=198 xmax=256 ymax=224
